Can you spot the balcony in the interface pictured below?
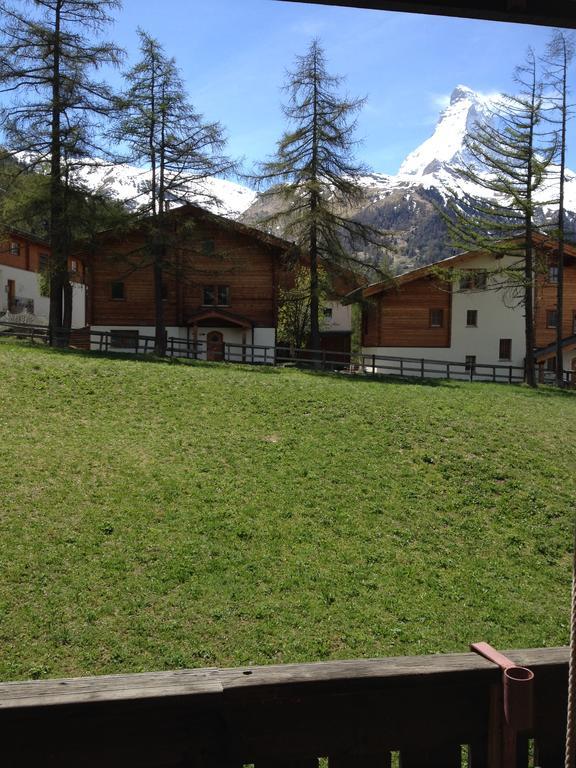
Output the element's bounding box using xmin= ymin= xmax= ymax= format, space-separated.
xmin=0 ymin=646 xmax=568 ymax=766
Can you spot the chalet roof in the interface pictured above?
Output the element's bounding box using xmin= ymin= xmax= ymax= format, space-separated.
xmin=0 ymin=225 xmax=49 ymax=248
xmin=77 ymin=203 xmax=297 ymax=258
xmin=352 ymin=233 xmax=576 ymax=301
xmin=535 ymin=335 xmax=576 ymax=360
xmin=186 ymin=307 xmax=253 ymax=329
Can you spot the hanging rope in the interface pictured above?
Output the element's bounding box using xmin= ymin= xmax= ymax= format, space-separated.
xmin=565 ymin=515 xmax=576 ymax=768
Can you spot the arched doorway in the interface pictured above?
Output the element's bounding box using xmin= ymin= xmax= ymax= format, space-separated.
xmin=207 ymin=330 xmax=224 ymax=361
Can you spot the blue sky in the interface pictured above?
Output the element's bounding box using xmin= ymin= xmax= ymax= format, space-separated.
xmin=109 ymin=0 xmax=568 ymax=175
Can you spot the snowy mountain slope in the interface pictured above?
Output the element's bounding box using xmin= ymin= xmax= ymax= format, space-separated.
xmin=75 ymin=158 xmax=257 ymax=218
xmin=243 ymin=84 xmax=576 ymax=271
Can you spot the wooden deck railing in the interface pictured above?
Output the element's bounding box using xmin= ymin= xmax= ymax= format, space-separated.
xmin=0 ymin=647 xmax=568 ymax=767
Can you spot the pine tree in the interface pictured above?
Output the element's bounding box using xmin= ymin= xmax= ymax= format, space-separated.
xmin=0 ymin=0 xmax=122 ymax=344
xmin=542 ymin=30 xmax=575 ymax=386
xmin=444 ymin=49 xmax=555 ymax=387
xmin=254 ymin=39 xmax=389 ymax=352
xmin=111 ymin=30 xmax=234 ymax=355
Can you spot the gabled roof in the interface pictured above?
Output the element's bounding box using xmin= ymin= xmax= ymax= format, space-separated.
xmin=535 ymin=335 xmax=576 ymax=360
xmin=186 ymin=307 xmax=253 ymax=329
xmin=0 ymin=225 xmax=50 ymax=248
xmin=354 ymin=233 xmax=576 ymax=300
xmin=78 ymin=203 xmax=297 ymax=258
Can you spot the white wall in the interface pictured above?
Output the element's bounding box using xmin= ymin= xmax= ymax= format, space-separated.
xmin=323 ymin=302 xmax=352 ymax=332
xmin=0 ymin=265 xmax=50 ymax=318
xmin=450 ymin=254 xmax=525 ymax=367
xmin=362 ymin=254 xmax=527 ymax=375
xmin=90 ymin=325 xmax=276 ymax=364
xmin=0 ymin=264 xmax=86 ymax=328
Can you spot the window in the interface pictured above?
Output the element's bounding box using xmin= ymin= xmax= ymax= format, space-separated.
xmin=202 ymin=239 xmax=215 ymax=256
xmin=110 ymin=330 xmax=139 ymax=349
xmin=9 ymin=241 xmax=19 ymax=256
xmin=39 ymin=253 xmax=49 ymax=272
xmin=70 ymin=259 xmax=78 ymax=273
xmin=466 ymin=309 xmax=478 ymax=327
xmin=499 ymin=338 xmax=512 ymax=361
xmin=111 ymin=281 xmax=125 ymax=300
xmin=546 ymin=356 xmax=557 ymax=372
xmin=465 ymin=355 xmax=476 ymax=372
xmin=546 ymin=309 xmax=558 ymax=328
xmin=459 ymin=270 xmax=487 ymax=291
xmin=322 ymin=307 xmax=333 ymax=319
xmin=548 ymin=265 xmax=559 ymax=284
xmin=203 ymin=285 xmax=229 ymax=306
xmin=429 ymin=308 xmax=444 ymax=328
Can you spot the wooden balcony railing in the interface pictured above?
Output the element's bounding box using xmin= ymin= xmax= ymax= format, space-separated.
xmin=0 ymin=647 xmax=569 ymax=767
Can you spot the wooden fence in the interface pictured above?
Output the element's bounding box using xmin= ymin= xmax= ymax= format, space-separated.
xmin=1 ymin=324 xmax=573 ymax=386
xmin=0 ymin=646 xmax=568 ymax=766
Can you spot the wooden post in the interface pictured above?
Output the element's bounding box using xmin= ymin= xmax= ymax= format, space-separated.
xmin=242 ymin=331 xmax=246 ymax=363
xmin=372 ymin=354 xmax=376 ymax=374
xmin=446 ymin=363 xmax=450 ymax=380
xmin=421 ymin=358 xmax=425 ymax=379
xmin=193 ymin=324 xmax=198 ymax=359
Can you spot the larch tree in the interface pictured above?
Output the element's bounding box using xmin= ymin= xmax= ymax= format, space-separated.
xmin=542 ymin=30 xmax=575 ymax=386
xmin=444 ymin=49 xmax=555 ymax=388
xmin=0 ymin=0 xmax=123 ymax=344
xmin=111 ymin=30 xmax=234 ymax=356
xmin=254 ymin=39 xmax=390 ymax=352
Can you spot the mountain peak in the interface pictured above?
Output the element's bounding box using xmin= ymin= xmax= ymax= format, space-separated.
xmin=398 ymin=85 xmax=497 ymax=178
xmin=450 ymin=85 xmax=474 ymax=105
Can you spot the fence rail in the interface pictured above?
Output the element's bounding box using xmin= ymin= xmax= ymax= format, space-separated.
xmin=0 ymin=646 xmax=569 ymax=766
xmin=1 ymin=324 xmax=573 ymax=386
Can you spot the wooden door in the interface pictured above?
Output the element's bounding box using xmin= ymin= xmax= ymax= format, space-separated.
xmin=207 ymin=331 xmax=224 ymax=361
xmin=7 ymin=280 xmax=15 ymax=312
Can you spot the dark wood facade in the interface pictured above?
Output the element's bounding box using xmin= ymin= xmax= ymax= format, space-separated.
xmin=84 ymin=205 xmax=293 ymax=334
xmin=362 ymin=275 xmax=452 ymax=348
xmin=0 ymin=229 xmax=84 ymax=283
xmin=360 ymin=238 xmax=576 ymax=358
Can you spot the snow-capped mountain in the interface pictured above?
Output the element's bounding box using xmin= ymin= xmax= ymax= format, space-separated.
xmin=243 ymin=84 xmax=576 ymax=271
xmin=75 ymin=157 xmax=257 ymax=218
xmin=397 ymin=84 xmax=496 ymax=178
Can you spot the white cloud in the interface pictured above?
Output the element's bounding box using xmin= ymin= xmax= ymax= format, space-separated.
xmin=430 ymin=93 xmax=451 ymax=110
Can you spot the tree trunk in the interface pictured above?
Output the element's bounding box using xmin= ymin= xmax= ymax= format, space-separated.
xmin=48 ymin=0 xmax=66 ymax=347
xmin=555 ymin=40 xmax=568 ymax=387
xmin=153 ymin=255 xmax=166 ymax=356
xmin=524 ymin=238 xmax=537 ymax=388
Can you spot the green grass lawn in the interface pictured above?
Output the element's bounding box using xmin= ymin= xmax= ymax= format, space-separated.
xmin=0 ymin=341 xmax=574 ymax=681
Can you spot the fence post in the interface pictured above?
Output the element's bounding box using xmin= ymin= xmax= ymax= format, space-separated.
xmin=400 ymin=358 xmax=404 ymax=377
xmin=446 ymin=363 xmax=450 ymax=380
xmin=509 ymin=366 xmax=513 ymax=384
xmin=372 ymin=354 xmax=376 ymax=374
xmin=493 ymin=366 xmax=496 ymax=383
xmin=469 ymin=363 xmax=474 ymax=382
xmin=264 ymin=347 xmax=268 ymax=365
xmin=421 ymin=359 xmax=425 ymax=379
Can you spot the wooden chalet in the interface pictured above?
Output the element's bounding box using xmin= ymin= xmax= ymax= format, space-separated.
xmin=352 ymin=234 xmax=576 ymax=376
xmin=0 ymin=228 xmax=86 ymax=327
xmin=82 ymin=204 xmax=298 ymax=359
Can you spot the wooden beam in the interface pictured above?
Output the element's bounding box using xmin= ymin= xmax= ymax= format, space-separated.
xmin=278 ymin=0 xmax=576 ymax=29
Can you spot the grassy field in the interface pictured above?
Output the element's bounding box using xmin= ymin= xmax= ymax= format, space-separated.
xmin=0 ymin=341 xmax=574 ymax=681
